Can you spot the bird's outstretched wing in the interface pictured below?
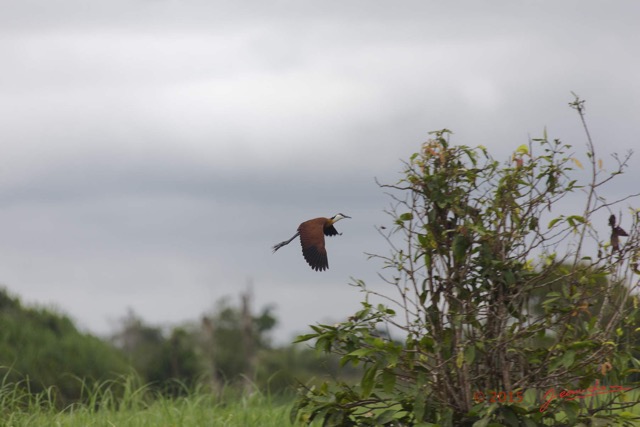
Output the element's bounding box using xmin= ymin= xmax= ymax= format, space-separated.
xmin=324 ymin=225 xmax=340 ymax=236
xmin=298 ymin=220 xmax=329 ymax=271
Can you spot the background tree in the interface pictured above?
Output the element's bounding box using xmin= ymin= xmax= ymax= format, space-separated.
xmin=0 ymin=287 xmax=131 ymax=405
xmin=111 ymin=292 xmax=276 ymax=395
xmin=200 ymin=289 xmax=276 ymax=392
xmin=293 ymin=97 xmax=640 ymax=426
xmin=112 ymin=309 xmax=200 ymax=395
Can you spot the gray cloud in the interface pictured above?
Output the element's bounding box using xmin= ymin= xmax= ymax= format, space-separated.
xmin=0 ymin=1 xmax=638 ymax=342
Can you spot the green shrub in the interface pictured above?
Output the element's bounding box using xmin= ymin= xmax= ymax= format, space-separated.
xmin=293 ymin=97 xmax=640 ymax=426
xmin=0 ymin=287 xmax=131 ymax=404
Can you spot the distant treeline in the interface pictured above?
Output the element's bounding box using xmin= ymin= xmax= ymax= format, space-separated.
xmin=0 ymin=287 xmax=357 ymax=406
xmin=0 ymin=287 xmax=130 ymax=403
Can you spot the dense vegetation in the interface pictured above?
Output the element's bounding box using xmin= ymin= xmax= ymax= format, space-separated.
xmin=0 ymin=288 xmax=130 ymax=403
xmin=293 ymin=97 xmax=640 ymax=426
xmin=0 ymin=286 xmax=356 ymax=411
xmin=2 ymin=97 xmax=639 ymax=426
xmin=109 ymin=292 xmax=358 ymax=396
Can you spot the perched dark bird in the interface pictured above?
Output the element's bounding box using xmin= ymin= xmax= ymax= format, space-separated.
xmin=272 ymin=214 xmax=350 ymax=271
xmin=609 ymin=214 xmax=628 ymax=252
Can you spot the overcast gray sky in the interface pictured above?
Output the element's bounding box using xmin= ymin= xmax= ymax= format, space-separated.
xmin=1 ymin=1 xmax=639 ymax=343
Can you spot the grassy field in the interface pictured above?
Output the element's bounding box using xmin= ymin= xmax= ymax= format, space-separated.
xmin=3 ymin=397 xmax=296 ymax=427
xmin=2 ymin=375 xmax=638 ymax=426
xmin=0 ymin=377 xmax=315 ymax=427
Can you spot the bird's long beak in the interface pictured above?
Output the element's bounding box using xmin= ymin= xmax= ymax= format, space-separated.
xmin=330 ymin=213 xmax=351 ymax=224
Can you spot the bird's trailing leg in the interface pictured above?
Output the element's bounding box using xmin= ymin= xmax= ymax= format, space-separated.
xmin=272 ymin=232 xmax=300 ymax=253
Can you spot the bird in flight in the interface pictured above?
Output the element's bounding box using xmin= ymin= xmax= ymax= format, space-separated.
xmin=272 ymin=213 xmax=351 ymax=271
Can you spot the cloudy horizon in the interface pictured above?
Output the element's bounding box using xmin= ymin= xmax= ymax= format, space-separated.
xmin=1 ymin=1 xmax=639 ymax=343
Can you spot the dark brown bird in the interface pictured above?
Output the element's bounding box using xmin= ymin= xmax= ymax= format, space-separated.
xmin=272 ymin=213 xmax=350 ymax=271
xmin=609 ymin=214 xmax=628 ymax=252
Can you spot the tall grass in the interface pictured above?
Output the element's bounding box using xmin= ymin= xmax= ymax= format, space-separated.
xmin=2 ymin=371 xmax=638 ymax=426
xmin=0 ymin=373 xmax=314 ymax=427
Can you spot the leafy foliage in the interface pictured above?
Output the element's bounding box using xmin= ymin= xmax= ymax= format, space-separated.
xmin=293 ymin=97 xmax=640 ymax=426
xmin=111 ymin=295 xmax=277 ymax=394
xmin=111 ymin=310 xmax=201 ymax=395
xmin=0 ymin=287 xmax=131 ymax=404
xmin=111 ymin=293 xmax=350 ymax=397
xmin=0 ymin=282 xmax=357 ymax=409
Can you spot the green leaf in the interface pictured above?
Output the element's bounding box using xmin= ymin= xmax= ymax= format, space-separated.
xmin=375 ymin=409 xmax=400 ymax=425
xmin=413 ymin=395 xmax=426 ymax=422
xmin=372 ymin=337 xmax=386 ymax=349
xmin=472 ymin=418 xmax=490 ymax=427
xmin=347 ymin=348 xmax=376 ymax=358
xmin=620 ymin=411 xmax=638 ymax=419
xmin=419 ymin=291 xmax=427 ymax=305
xmin=452 ymin=235 xmax=469 ymax=265
xmin=500 ymin=407 xmax=520 ymax=427
xmin=562 ymin=350 xmax=576 ymax=368
xmin=292 ymin=333 xmax=317 ymax=343
xmin=420 ymin=335 xmax=435 ymax=352
xmin=361 ymin=364 xmax=378 ymax=397
xmin=464 ymin=345 xmax=476 ymax=365
xmin=399 ymin=212 xmax=413 ymax=221
xmin=522 ymin=389 xmax=537 ymax=407
xmin=504 ymin=270 xmax=516 ymax=285
xmin=568 ymin=341 xmax=595 ymax=350
xmin=548 ymin=216 xmax=564 ymax=228
xmin=560 ymin=400 xmax=579 ymax=424
xmin=567 ymin=215 xmax=585 ymax=224
xmin=382 ymin=369 xmax=396 ymax=393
